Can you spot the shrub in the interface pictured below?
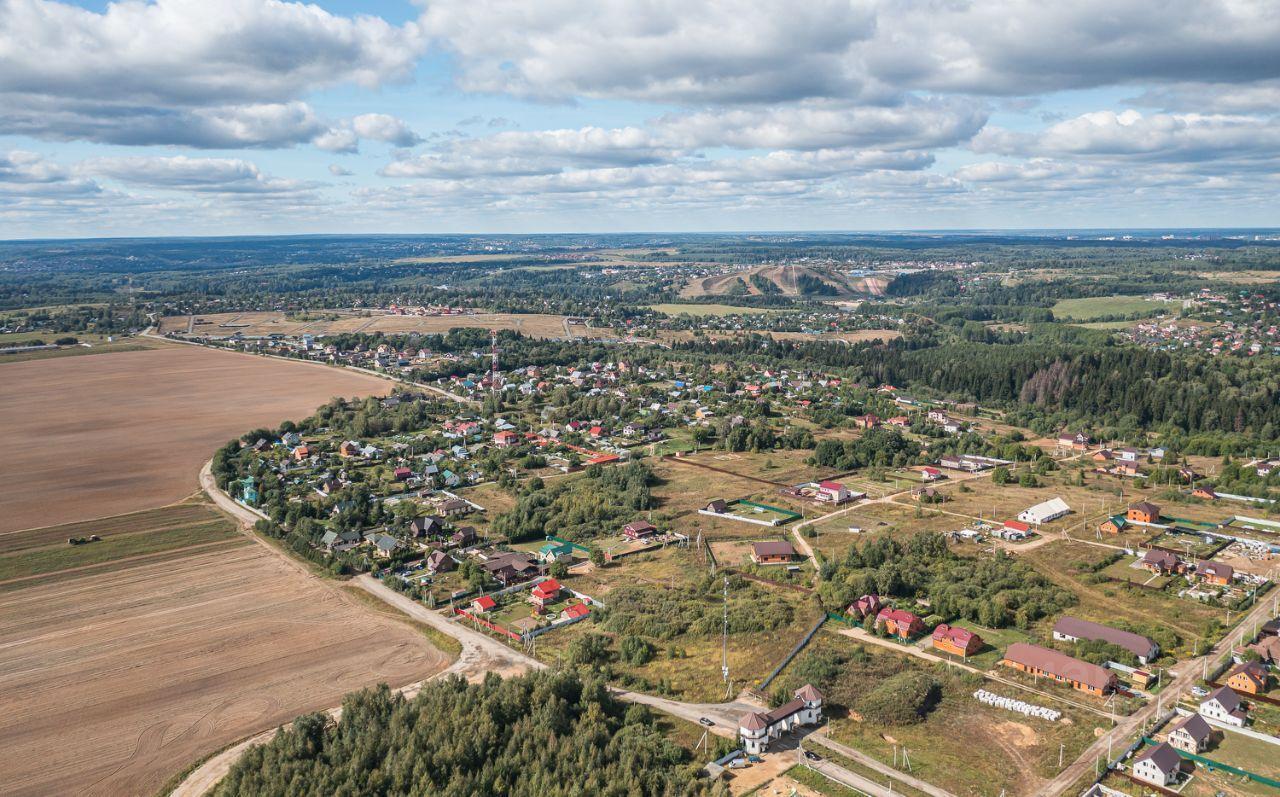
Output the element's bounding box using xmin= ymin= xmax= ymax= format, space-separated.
xmin=857 ymin=671 xmax=941 ymax=726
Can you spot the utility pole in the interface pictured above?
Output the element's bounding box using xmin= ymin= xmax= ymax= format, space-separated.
xmin=721 ymin=575 xmax=730 ymax=690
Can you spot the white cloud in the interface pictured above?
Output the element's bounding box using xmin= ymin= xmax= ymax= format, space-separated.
xmin=329 ymin=164 xmax=354 ymax=177
xmin=656 ymin=98 xmax=987 ymax=152
xmin=423 ymin=0 xmax=1280 ymax=104
xmin=974 ymin=110 xmax=1280 ymax=163
xmin=382 ymin=126 xmax=682 ymax=178
xmin=0 ymin=150 xmax=101 ymax=196
xmin=86 ymin=156 xmax=318 ymax=194
xmin=0 ymin=0 xmax=426 ymax=148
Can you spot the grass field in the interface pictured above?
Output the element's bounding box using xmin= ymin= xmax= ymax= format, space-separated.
xmin=534 ymin=575 xmax=818 ymax=702
xmin=0 ymin=501 xmax=239 ymax=586
xmin=1020 ymin=541 xmax=1223 ymax=653
xmin=646 ymin=303 xmax=783 ymax=317
xmin=1051 ymin=295 xmax=1169 ymax=321
xmin=0 ymin=506 xmax=452 ymax=796
xmin=0 ymin=342 xmax=391 ymax=533
xmin=805 ymin=633 xmax=1104 ymax=797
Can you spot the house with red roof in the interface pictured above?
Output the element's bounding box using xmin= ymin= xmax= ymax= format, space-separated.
xmin=1001 ymin=520 xmax=1032 ymax=540
xmin=529 ymin=578 xmax=563 ymax=610
xmin=816 ymin=480 xmax=852 ymax=504
xmin=471 ymin=596 xmax=496 ymax=614
xmin=932 ymin=624 xmax=983 ymax=657
xmin=876 ymin=607 xmax=925 ymax=640
xmin=622 ymin=520 xmax=658 ymax=540
xmin=563 ymin=603 xmax=590 ymax=621
xmin=848 ymin=594 xmax=883 ymax=620
xmin=493 ymin=430 xmax=519 ymax=448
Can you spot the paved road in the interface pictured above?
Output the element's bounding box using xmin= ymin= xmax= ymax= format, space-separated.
xmin=807 ymin=731 xmax=958 ymax=797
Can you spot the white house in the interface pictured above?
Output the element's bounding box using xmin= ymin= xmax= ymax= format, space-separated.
xmin=1018 ymin=497 xmax=1071 ymax=526
xmin=1166 ymin=714 xmax=1213 ymax=753
xmin=1199 ymin=686 xmax=1246 ymax=727
xmin=816 ymin=481 xmax=852 ymax=504
xmin=738 ymin=684 xmax=823 ymax=755
xmin=1131 ymin=742 xmax=1182 ymax=787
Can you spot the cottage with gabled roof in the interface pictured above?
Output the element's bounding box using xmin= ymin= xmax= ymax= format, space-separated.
xmin=1127 ymin=501 xmax=1161 ymax=524
xmin=1199 ymin=686 xmax=1246 ymax=727
xmin=1140 ymin=549 xmax=1183 ymax=576
xmin=751 ymin=540 xmax=795 ymax=564
xmin=1166 ymin=713 xmax=1213 ymax=753
xmin=848 ymin=594 xmax=882 ymax=619
xmin=876 ymin=607 xmax=924 ymax=640
xmin=932 ymin=624 xmax=982 ymax=657
xmin=1225 ymin=661 xmax=1268 ymax=694
xmin=1194 ymin=560 xmax=1234 ymax=586
xmin=1132 ymin=742 xmax=1183 ymax=787
xmin=529 ymin=578 xmax=562 ymax=610
xmin=738 ymin=685 xmax=823 ymax=755
xmin=622 ymin=519 xmax=658 ymax=540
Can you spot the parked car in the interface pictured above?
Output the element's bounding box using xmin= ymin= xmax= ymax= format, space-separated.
xmin=698 ymin=717 xmax=715 ymax=726
xmin=803 ymin=750 xmax=821 ymax=762
xmin=1191 ymin=686 xmax=1209 ymax=698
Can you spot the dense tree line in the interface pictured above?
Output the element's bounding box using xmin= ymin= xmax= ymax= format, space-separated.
xmin=215 ymin=671 xmax=723 ymax=797
xmin=817 ymin=532 xmax=1075 ymax=629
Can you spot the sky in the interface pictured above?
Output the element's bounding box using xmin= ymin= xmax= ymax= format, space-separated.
xmin=1 ymin=0 xmax=1278 ymax=238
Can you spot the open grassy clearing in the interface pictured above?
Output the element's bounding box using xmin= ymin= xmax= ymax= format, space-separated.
xmin=1020 ymin=540 xmax=1225 ymax=651
xmin=534 ymin=576 xmax=820 ymax=702
xmin=0 ymin=503 xmax=238 ymax=583
xmin=0 ymin=502 xmax=216 ymax=554
xmin=0 ymin=336 xmax=162 ymax=362
xmin=1050 ymin=295 xmax=1171 ymax=320
xmin=803 ymin=632 xmax=1104 ymax=797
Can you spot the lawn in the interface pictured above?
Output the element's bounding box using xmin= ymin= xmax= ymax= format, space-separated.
xmin=1051 ymin=295 xmax=1169 ymax=321
xmin=1203 ymin=730 xmax=1280 ymax=780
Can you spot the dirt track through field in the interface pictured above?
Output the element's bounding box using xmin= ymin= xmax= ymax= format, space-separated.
xmin=0 ymin=540 xmax=450 ymax=797
xmin=0 ymin=344 xmax=390 ymax=533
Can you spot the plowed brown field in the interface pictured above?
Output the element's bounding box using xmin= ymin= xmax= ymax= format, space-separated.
xmin=0 ymin=516 xmax=448 ymax=797
xmin=0 ymin=343 xmax=390 ymax=533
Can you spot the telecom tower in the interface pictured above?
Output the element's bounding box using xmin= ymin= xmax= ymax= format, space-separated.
xmin=489 ymin=329 xmax=500 ymax=394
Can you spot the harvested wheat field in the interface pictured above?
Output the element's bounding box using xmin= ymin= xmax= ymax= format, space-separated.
xmin=159 ymin=310 xmax=615 ymax=340
xmin=0 ymin=509 xmax=450 ymax=797
xmin=0 ymin=343 xmax=390 ymax=533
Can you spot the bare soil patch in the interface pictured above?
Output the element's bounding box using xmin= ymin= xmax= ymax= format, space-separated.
xmin=0 ymin=527 xmax=449 ymax=797
xmin=0 ymin=344 xmax=390 ymax=533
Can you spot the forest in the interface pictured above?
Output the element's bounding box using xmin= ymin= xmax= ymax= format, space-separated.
xmin=213 ymin=670 xmax=723 ymax=797
xmin=817 ymin=532 xmax=1076 ymax=630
